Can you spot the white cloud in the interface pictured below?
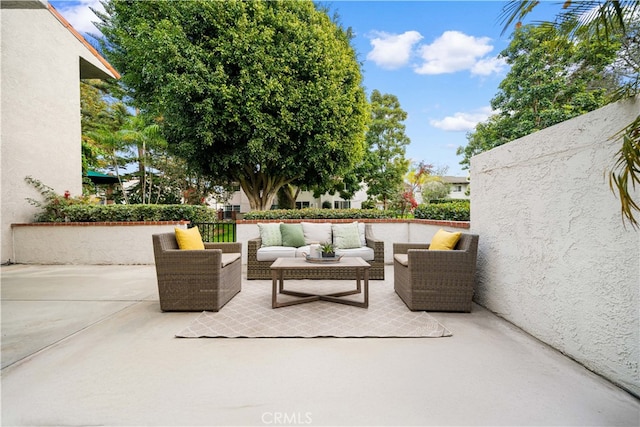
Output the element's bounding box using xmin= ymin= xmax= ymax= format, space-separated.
xmin=366 ymin=30 xmax=423 ymax=69
xmin=430 ymin=106 xmax=493 ymax=132
xmin=471 ymin=56 xmax=507 ymax=76
xmin=55 ymin=0 xmax=104 ymax=35
xmin=414 ymin=31 xmax=494 ymax=75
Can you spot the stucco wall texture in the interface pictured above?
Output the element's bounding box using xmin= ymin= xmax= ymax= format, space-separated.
xmin=471 ymin=97 xmax=640 ymax=396
xmin=1 ymin=4 xmax=116 ymax=264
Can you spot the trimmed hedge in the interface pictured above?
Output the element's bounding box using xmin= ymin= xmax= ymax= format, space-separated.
xmin=243 ymin=208 xmax=396 ymax=220
xmin=414 ymin=200 xmax=470 ymax=221
xmin=39 ymin=204 xmax=218 ymax=224
xmin=33 ymin=203 xmax=468 ymax=223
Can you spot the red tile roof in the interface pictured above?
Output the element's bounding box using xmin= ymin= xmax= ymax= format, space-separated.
xmin=47 ymin=3 xmax=120 ymax=79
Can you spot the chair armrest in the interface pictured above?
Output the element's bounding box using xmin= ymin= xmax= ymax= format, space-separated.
xmin=407 ymin=247 xmax=473 ymax=267
xmin=247 ymin=238 xmax=262 ymax=262
xmin=204 ymin=242 xmax=242 ymax=253
xmin=157 ymin=248 xmax=223 ymax=266
xmin=393 ymin=243 xmax=430 ymax=254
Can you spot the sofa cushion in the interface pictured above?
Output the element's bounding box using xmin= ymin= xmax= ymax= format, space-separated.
xmin=258 ymin=223 xmax=282 ymax=247
xmin=280 ymin=223 xmax=306 ymax=248
xmin=394 ymin=254 xmax=409 ymax=267
xmin=256 ymin=246 xmax=297 ymax=262
xmin=174 ymin=227 xmax=205 ymax=250
xmin=332 ymin=222 xmax=361 ymax=249
xmin=430 ymin=229 xmax=462 ymax=250
xmin=336 ymin=246 xmax=375 ymax=261
xmin=221 ymin=253 xmax=241 ymax=267
xmin=358 ymin=222 xmax=367 ymax=246
xmin=301 ymin=222 xmax=332 ymax=245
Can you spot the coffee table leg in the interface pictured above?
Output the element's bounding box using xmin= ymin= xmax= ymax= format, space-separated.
xmin=271 ymin=270 xmax=278 ymax=308
xmin=363 ymin=268 xmax=369 ymax=308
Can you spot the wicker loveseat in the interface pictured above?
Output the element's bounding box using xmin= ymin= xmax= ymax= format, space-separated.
xmin=393 ymin=233 xmax=479 ymax=312
xmin=152 ymin=232 xmax=242 ymax=311
xmin=247 ymin=222 xmax=385 ymax=280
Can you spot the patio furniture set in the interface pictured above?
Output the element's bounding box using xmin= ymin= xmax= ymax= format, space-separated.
xmin=152 ymin=223 xmax=479 ymax=313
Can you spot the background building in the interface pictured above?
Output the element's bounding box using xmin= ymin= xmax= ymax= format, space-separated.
xmin=1 ymin=0 xmax=119 ymax=263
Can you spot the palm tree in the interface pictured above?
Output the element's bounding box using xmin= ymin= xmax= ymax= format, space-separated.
xmin=501 ymin=1 xmax=640 ymax=227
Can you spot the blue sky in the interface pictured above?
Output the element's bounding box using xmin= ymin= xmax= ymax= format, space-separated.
xmin=50 ymin=0 xmax=560 ymax=177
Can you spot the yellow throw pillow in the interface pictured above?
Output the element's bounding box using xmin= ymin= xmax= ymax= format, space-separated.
xmin=175 ymin=227 xmax=205 ymax=250
xmin=429 ymin=229 xmax=462 ymax=250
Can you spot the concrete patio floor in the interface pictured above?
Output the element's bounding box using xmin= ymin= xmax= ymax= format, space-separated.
xmin=1 ymin=264 xmax=638 ymax=426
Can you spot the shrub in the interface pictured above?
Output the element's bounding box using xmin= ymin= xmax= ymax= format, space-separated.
xmin=243 ymin=208 xmax=395 ymax=220
xmin=414 ymin=200 xmax=470 ymax=221
xmin=58 ymin=204 xmax=218 ymax=223
xmin=25 ymin=176 xmax=220 ymax=223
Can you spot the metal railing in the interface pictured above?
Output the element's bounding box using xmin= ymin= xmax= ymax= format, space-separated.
xmin=191 ymin=222 xmax=236 ymax=242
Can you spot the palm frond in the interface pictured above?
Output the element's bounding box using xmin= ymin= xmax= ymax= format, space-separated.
xmin=501 ymin=1 xmax=639 ymax=39
xmin=609 ymin=113 xmax=640 ymax=228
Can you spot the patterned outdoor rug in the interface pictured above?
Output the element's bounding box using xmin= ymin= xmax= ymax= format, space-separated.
xmin=176 ymin=279 xmax=452 ymax=338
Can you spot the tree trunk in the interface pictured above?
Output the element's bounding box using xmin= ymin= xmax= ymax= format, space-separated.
xmin=238 ymin=168 xmax=292 ymax=211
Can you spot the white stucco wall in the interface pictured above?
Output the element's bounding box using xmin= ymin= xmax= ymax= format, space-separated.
xmin=12 ymin=223 xmax=187 ymax=264
xmin=470 ymin=97 xmax=640 ymax=396
xmin=1 ymin=2 xmax=117 ymax=264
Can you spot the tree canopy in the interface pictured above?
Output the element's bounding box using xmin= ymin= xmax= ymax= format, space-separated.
xmin=458 ymin=23 xmax=620 ymax=169
xmin=358 ymin=90 xmax=410 ymax=209
xmin=96 ymin=0 xmax=369 ymax=210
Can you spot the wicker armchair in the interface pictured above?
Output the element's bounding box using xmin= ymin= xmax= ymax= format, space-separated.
xmin=393 ymin=233 xmax=479 ymax=312
xmin=152 ymin=233 xmax=242 ymax=311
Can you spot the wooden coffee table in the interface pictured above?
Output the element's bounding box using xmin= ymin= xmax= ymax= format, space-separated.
xmin=270 ymin=257 xmax=370 ymax=308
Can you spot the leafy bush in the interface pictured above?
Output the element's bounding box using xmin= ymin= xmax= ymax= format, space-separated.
xmin=25 ymin=176 xmax=219 ymax=223
xmin=414 ymin=200 xmax=470 ymax=221
xmin=56 ymin=204 xmax=218 ymax=223
xmin=243 ymin=208 xmax=395 ymax=220
xmin=25 ymin=176 xmax=95 ymax=222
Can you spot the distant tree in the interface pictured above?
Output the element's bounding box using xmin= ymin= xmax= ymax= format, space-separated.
xmin=405 ymin=161 xmax=434 ymax=203
xmin=422 ymin=177 xmax=451 ymax=201
xmin=458 ymin=23 xmax=620 ymax=169
xmin=80 ymin=80 xmax=128 ymax=175
xmin=359 ymin=90 xmax=411 ymax=209
xmin=97 ymin=0 xmax=369 ymax=211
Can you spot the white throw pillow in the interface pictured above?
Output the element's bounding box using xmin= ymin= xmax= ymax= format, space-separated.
xmin=301 ymin=222 xmax=332 ymax=244
xmin=358 ymin=222 xmax=367 ymax=246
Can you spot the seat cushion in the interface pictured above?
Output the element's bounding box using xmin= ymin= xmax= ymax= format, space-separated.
xmin=256 ymin=246 xmax=297 ymax=261
xmin=394 ymin=254 xmax=409 ymax=267
xmin=336 ymin=246 xmax=375 ymax=261
xmin=221 ymin=253 xmax=241 ymax=267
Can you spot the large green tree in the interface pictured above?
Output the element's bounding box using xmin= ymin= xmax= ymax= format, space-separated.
xmin=458 ymin=23 xmax=619 ymax=169
xmin=96 ymin=0 xmax=368 ymax=210
xmin=500 ymin=0 xmax=640 ymax=226
xmin=358 ymin=90 xmax=410 ymax=209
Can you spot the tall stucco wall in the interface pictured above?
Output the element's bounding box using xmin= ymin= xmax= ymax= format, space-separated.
xmin=1 ymin=4 xmax=115 ymax=264
xmin=470 ymin=97 xmax=640 ymax=396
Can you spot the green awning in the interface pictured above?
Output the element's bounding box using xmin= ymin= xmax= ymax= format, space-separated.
xmin=86 ymin=170 xmax=119 ymax=185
